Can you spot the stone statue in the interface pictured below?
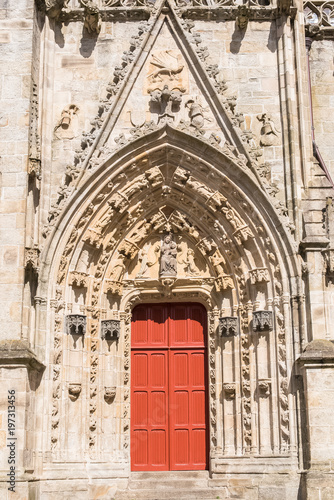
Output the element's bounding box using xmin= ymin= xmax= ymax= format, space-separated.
xmin=183 ymin=249 xmax=200 ymax=276
xmin=136 ymin=243 xmax=159 ymax=279
xmin=160 ymin=234 xmax=177 ymax=277
xmin=109 ymin=254 xmax=126 ymax=282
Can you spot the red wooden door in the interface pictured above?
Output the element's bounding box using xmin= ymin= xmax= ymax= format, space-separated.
xmin=131 ymin=303 xmax=208 ymax=471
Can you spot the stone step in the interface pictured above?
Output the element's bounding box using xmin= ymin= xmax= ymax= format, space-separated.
xmin=127 ymin=478 xmax=209 ymax=490
xmin=115 ymin=488 xmax=226 ymax=500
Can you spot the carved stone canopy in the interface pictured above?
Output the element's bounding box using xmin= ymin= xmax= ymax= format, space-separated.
xmin=101 ymin=319 xmax=120 ymax=340
xmin=66 ymin=314 xmax=87 ymax=335
xmin=219 ymin=316 xmax=239 ymax=337
xmin=252 ymin=310 xmax=273 ymax=331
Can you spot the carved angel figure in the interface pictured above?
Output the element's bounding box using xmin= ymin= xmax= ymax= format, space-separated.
xmin=109 ymin=254 xmax=126 ymax=282
xmin=183 ymin=249 xmax=200 ymax=276
xmin=136 ymin=243 xmax=160 ymax=279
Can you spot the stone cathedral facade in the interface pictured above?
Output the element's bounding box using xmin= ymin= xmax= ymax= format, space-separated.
xmin=1 ymin=0 xmax=334 ymax=498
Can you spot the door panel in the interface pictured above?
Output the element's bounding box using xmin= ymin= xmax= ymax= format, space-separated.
xmin=131 ymin=303 xmax=208 ymax=471
xmin=131 ymin=349 xmax=169 ymax=470
xmin=169 ymin=349 xmax=207 ymax=470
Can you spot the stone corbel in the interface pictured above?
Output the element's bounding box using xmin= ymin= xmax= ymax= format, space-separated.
xmin=223 ymin=383 xmax=236 ymax=400
xmin=66 ymin=314 xmax=86 ymax=335
xmin=219 ymin=317 xmax=239 ymax=337
xmin=101 ymin=319 xmax=120 ymax=340
xmin=258 ymin=379 xmax=271 ymax=397
xmin=104 ymin=386 xmax=116 ymax=404
xmin=253 ymin=310 xmax=273 ymax=331
xmin=68 ymin=383 xmax=81 ymax=401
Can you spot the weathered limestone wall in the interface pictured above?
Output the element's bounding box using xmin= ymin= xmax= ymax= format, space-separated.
xmin=1 ymin=1 xmax=334 ymax=499
xmin=309 ymin=39 xmax=334 ymax=182
xmin=0 ymin=1 xmax=34 ymax=340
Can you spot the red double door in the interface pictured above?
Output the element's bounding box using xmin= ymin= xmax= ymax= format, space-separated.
xmin=131 ymin=303 xmax=209 ymax=471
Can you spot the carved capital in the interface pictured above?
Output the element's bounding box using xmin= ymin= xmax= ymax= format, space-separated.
xmin=253 ymin=311 xmax=273 ymax=331
xmin=249 ymin=267 xmax=270 ymax=285
xmin=214 ymin=275 xmax=234 ymax=292
xmin=69 ymin=271 xmax=88 ymax=288
xmin=101 ymin=319 xmax=120 ymax=340
xmin=219 ymin=316 xmax=239 ymax=337
xmin=104 ymin=280 xmax=123 ymax=296
xmin=66 ymin=314 xmax=86 ymax=335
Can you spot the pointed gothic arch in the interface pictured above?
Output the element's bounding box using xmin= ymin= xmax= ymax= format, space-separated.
xmin=39 ymin=126 xmax=301 ymax=465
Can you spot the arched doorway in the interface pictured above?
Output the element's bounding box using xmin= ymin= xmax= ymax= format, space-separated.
xmin=131 ymin=303 xmax=209 ymax=471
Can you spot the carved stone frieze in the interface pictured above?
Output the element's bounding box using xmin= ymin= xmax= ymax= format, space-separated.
xmin=66 ymin=314 xmax=87 ymax=335
xmin=253 ymin=310 xmax=273 ymax=331
xmin=219 ymin=317 xmax=239 ymax=337
xmin=101 ymin=319 xmax=120 ymax=340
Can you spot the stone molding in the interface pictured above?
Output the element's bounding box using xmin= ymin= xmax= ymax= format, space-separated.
xmin=0 ymin=340 xmax=45 ymax=372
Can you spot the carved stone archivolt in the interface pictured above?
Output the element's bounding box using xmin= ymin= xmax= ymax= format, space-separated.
xmin=44 ymin=121 xmax=295 ymax=462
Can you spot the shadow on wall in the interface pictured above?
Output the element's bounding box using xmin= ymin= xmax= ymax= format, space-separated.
xmin=230 ymin=20 xmax=279 ymax=55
